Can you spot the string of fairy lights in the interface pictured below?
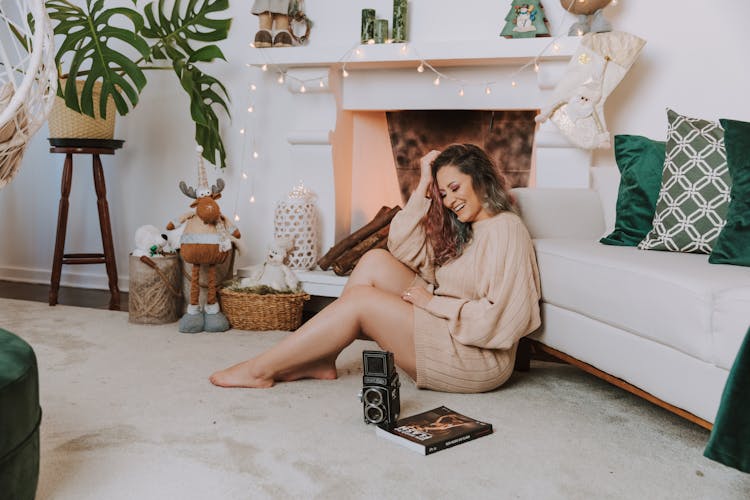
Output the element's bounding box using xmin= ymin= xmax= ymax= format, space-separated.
xmin=230 ymin=0 xmax=618 ymax=223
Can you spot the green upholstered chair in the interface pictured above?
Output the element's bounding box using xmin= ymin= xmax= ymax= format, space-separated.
xmin=0 ymin=329 xmax=41 ymax=500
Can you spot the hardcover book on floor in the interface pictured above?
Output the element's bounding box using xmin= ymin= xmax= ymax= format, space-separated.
xmin=375 ymin=406 xmax=493 ymax=455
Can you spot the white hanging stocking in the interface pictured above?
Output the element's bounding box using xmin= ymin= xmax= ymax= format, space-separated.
xmin=536 ymin=31 xmax=646 ymax=150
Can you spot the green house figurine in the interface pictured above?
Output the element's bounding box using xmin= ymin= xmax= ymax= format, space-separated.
xmin=500 ymin=1 xmax=551 ymax=38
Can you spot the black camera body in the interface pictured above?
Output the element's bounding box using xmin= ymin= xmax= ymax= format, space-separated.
xmin=359 ymin=350 xmax=400 ymax=428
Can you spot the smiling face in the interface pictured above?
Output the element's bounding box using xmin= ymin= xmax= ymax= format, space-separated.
xmin=436 ymin=165 xmax=491 ymax=223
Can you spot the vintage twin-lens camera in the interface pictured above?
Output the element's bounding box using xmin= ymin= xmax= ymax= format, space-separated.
xmin=359 ymin=350 xmax=400 ymax=428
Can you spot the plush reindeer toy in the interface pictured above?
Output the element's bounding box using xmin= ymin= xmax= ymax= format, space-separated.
xmin=167 ymin=148 xmax=240 ymax=333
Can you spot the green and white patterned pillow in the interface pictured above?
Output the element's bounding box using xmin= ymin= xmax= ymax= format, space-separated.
xmin=638 ymin=109 xmax=730 ymax=254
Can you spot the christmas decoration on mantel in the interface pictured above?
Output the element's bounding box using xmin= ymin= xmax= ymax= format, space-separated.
xmin=535 ymin=30 xmax=645 ymax=150
xmin=559 ymin=0 xmax=613 ymax=36
xmin=251 ymin=0 xmax=312 ymax=48
xmin=360 ymin=0 xmax=408 ymax=45
xmin=500 ymin=0 xmax=551 ymax=39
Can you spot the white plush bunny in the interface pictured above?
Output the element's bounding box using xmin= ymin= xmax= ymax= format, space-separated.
xmin=238 ymin=236 xmax=299 ymax=292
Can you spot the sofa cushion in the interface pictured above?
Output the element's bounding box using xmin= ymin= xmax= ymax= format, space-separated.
xmin=600 ymin=135 xmax=665 ymax=247
xmin=639 ymin=109 xmax=730 ymax=254
xmin=709 ymin=118 xmax=750 ymax=266
xmin=512 ymin=188 xmax=605 ymax=240
xmin=534 ymin=239 xmax=750 ymax=369
xmin=713 ymin=287 xmax=750 ymax=370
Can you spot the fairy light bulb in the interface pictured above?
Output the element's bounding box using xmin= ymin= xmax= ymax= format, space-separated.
xmin=247 ymin=105 xmax=254 ymax=113
xmin=261 ymin=64 xmax=268 ymax=71
xmin=417 ymin=63 xmax=424 ymax=73
xmin=277 ymin=73 xmax=285 ymax=84
xmin=319 ymin=79 xmax=325 ymax=88
xmin=533 ymin=63 xmax=540 ymax=73
xmin=458 ymin=88 xmax=464 ymax=97
xmin=355 ymin=48 xmax=362 ymax=56
xmin=511 ymin=80 xmax=517 ymax=88
xmin=242 ymin=172 xmax=248 ymax=180
xmin=253 ymin=151 xmax=259 ymax=159
xmin=433 ymin=76 xmax=440 ymax=86
xmin=249 ymin=195 xmax=256 ymax=203
xmin=239 ymin=128 xmax=245 ymax=135
xmin=485 ymin=86 xmax=492 ymax=95
xmin=342 ymin=68 xmax=349 ymax=77
xmin=234 ymin=214 xmax=240 ymax=222
xmin=249 ymin=42 xmax=255 ymax=48
xmin=552 ymin=43 xmax=560 ymax=52
xmin=400 ymin=44 xmax=408 ymax=53
xmin=300 ymin=84 xmax=307 ymax=93
xmin=250 ymin=83 xmax=257 ymax=91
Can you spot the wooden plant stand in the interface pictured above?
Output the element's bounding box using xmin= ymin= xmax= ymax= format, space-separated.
xmin=48 ymin=139 xmax=123 ymax=310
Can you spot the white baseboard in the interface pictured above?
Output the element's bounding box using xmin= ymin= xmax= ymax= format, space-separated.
xmin=0 ymin=265 xmax=131 ymax=292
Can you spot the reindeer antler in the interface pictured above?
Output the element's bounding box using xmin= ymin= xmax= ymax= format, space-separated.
xmin=211 ymin=178 xmax=225 ymax=196
xmin=179 ymin=181 xmax=197 ymax=199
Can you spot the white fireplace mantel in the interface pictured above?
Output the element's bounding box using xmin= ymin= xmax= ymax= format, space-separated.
xmin=246 ymin=38 xmax=578 ymax=70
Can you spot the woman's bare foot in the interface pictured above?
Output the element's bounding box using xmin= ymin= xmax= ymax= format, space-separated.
xmin=277 ymin=359 xmax=338 ymax=382
xmin=209 ymin=359 xmax=275 ymax=388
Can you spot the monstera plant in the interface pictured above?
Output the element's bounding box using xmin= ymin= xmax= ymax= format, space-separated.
xmin=45 ymin=0 xmax=231 ymax=168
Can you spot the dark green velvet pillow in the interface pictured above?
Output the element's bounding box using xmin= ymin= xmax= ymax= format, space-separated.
xmin=709 ymin=119 xmax=750 ymax=266
xmin=600 ymin=135 xmax=666 ymax=246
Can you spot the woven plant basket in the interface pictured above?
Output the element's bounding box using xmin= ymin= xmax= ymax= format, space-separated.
xmin=48 ymin=79 xmax=115 ymax=139
xmin=219 ymin=288 xmax=310 ymax=331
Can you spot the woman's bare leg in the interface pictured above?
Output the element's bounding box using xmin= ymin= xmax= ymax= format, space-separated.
xmin=344 ymin=248 xmax=415 ymax=295
xmin=210 ymin=250 xmax=417 ymax=388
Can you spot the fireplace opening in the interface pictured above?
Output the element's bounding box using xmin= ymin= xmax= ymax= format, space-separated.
xmin=386 ymin=110 xmax=538 ymax=202
xmin=345 ymin=109 xmax=539 ymax=235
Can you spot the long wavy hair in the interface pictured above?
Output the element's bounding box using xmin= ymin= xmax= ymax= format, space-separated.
xmin=422 ymin=144 xmax=515 ymax=265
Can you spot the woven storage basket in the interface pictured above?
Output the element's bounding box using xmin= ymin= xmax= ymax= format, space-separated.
xmin=219 ymin=288 xmax=310 ymax=331
xmin=128 ymin=254 xmax=183 ymax=324
xmin=48 ymin=79 xmax=115 ymax=139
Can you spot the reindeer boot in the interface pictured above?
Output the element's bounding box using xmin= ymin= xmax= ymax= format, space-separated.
xmin=204 ymin=303 xmax=229 ymax=332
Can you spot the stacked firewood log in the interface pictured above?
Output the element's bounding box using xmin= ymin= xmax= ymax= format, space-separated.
xmin=317 ymin=206 xmax=401 ymax=276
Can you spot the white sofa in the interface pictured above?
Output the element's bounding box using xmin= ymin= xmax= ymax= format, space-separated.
xmin=512 ymin=168 xmax=750 ymax=427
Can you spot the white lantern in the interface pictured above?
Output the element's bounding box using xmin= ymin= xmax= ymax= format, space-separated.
xmin=274 ymin=182 xmax=318 ymax=270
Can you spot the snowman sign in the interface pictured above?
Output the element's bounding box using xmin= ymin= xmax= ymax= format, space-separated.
xmin=500 ymin=0 xmax=550 ymax=38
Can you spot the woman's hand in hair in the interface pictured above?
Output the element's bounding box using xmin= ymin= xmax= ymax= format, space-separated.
xmin=417 ymin=149 xmax=441 ymax=198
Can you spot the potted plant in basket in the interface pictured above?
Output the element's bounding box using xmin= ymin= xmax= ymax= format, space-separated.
xmin=45 ymin=0 xmax=232 ymax=168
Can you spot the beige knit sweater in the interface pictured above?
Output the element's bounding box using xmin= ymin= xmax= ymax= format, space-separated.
xmin=388 ymin=192 xmax=541 ymax=393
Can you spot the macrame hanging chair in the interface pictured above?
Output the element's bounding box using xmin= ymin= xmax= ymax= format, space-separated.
xmin=0 ymin=0 xmax=57 ymax=188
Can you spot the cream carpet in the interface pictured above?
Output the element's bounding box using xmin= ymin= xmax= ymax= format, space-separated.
xmin=1 ymin=298 xmax=748 ymax=499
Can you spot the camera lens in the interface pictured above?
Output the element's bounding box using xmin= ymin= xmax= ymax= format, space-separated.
xmin=365 ymin=404 xmax=384 ymax=423
xmin=363 ymin=388 xmax=383 ymax=405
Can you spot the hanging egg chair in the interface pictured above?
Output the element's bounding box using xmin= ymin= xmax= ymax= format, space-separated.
xmin=0 ymin=0 xmax=57 ymax=188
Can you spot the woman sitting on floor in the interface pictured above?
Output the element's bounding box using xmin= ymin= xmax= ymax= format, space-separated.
xmin=210 ymin=143 xmax=541 ymax=392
